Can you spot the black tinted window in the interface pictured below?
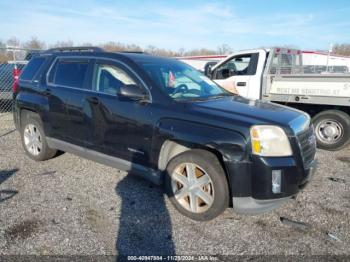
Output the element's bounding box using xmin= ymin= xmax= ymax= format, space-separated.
xmin=20 ymin=57 xmax=46 ymax=81
xmin=53 ymin=60 xmax=88 ymax=89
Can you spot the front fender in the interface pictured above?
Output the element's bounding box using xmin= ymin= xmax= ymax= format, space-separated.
xmin=154 ymin=118 xmax=248 ymax=163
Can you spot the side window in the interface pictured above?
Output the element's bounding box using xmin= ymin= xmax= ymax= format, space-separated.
xmin=48 ymin=59 xmax=89 ymax=89
xmin=94 ymin=63 xmax=137 ymax=95
xmin=270 ymin=53 xmax=296 ymax=74
xmin=214 ymin=53 xmax=258 ymax=79
xmin=20 ymin=57 xmax=46 ymax=81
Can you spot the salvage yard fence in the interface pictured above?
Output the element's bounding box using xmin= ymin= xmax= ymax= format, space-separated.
xmin=0 ymin=62 xmax=15 ymax=113
xmin=0 ymin=47 xmax=40 ymax=114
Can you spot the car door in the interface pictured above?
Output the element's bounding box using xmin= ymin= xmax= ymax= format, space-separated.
xmin=46 ymin=57 xmax=93 ymax=145
xmin=86 ymin=59 xmax=153 ymax=166
xmin=211 ymin=51 xmax=265 ymax=100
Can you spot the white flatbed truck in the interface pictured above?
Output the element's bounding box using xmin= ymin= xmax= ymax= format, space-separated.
xmin=204 ymin=48 xmax=350 ymax=150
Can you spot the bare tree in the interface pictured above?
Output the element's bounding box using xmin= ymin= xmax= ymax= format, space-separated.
xmin=177 ymin=48 xmax=185 ymax=56
xmin=23 ymin=36 xmax=46 ymax=50
xmin=333 ymin=44 xmax=350 ymax=56
xmin=0 ymin=36 xmax=241 ymax=59
xmin=50 ymin=40 xmax=74 ymax=48
xmin=0 ymin=40 xmax=10 ymax=62
xmin=184 ymin=48 xmax=218 ymax=56
xmin=81 ymin=42 xmax=93 ymax=47
xmin=6 ymin=37 xmax=20 ymax=48
xmin=100 ymin=41 xmax=142 ymax=52
xmin=217 ymin=44 xmax=233 ymax=55
xmin=144 ymin=45 xmax=157 ymax=55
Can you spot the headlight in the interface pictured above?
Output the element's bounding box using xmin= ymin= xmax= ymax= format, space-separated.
xmin=250 ymin=125 xmax=292 ymax=157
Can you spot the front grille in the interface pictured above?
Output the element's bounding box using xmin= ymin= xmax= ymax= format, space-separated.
xmin=297 ymin=125 xmax=317 ymax=169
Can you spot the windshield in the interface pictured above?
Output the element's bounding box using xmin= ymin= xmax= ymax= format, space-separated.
xmin=139 ymin=59 xmax=231 ymax=101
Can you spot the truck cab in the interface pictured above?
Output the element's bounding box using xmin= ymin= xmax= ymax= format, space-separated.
xmin=211 ymin=49 xmax=268 ymax=100
xmin=207 ymin=48 xmax=350 ymax=151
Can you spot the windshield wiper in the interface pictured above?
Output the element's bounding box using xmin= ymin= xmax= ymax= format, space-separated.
xmin=207 ymin=93 xmax=234 ymax=99
xmin=180 ymin=93 xmax=233 ymax=102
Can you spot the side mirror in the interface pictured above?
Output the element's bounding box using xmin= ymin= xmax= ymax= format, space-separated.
xmin=118 ymin=84 xmax=148 ymax=101
xmin=204 ymin=67 xmax=212 ymax=78
xmin=204 ymin=61 xmax=217 ymax=79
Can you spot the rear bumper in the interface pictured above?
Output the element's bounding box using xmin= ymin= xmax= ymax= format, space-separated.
xmin=225 ymin=157 xmax=316 ymax=215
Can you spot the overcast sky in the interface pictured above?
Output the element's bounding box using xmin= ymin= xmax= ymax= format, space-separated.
xmin=1 ymin=0 xmax=349 ymax=51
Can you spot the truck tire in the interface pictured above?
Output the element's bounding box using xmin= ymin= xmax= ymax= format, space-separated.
xmin=20 ymin=111 xmax=57 ymax=161
xmin=165 ymin=149 xmax=229 ymax=221
xmin=312 ymin=110 xmax=350 ymax=151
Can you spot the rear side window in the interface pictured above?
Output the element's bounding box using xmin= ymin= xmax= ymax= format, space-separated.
xmin=20 ymin=57 xmax=46 ymax=81
xmin=49 ymin=59 xmax=89 ymax=89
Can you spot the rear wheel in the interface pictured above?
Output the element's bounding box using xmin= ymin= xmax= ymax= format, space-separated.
xmin=312 ymin=110 xmax=350 ymax=151
xmin=21 ymin=111 xmax=57 ymax=161
xmin=165 ymin=149 xmax=229 ymax=221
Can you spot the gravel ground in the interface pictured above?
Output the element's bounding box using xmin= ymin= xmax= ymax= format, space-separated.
xmin=0 ymin=112 xmax=349 ymax=257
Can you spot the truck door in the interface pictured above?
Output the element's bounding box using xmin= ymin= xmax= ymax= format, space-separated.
xmin=211 ymin=50 xmax=267 ymax=100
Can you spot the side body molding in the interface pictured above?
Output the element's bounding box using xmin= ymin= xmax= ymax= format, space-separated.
xmin=46 ymin=137 xmax=162 ymax=185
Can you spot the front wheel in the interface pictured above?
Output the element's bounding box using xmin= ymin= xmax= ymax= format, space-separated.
xmin=165 ymin=149 xmax=229 ymax=221
xmin=312 ymin=110 xmax=350 ymax=151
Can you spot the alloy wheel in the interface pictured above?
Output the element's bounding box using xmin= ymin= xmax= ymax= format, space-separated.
xmin=23 ymin=124 xmax=43 ymax=156
xmin=171 ymin=163 xmax=214 ymax=213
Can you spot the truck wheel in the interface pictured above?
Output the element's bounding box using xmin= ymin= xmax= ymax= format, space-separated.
xmin=165 ymin=149 xmax=229 ymax=221
xmin=312 ymin=110 xmax=350 ymax=151
xmin=21 ymin=111 xmax=57 ymax=161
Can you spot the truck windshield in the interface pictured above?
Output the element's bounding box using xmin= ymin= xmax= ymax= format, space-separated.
xmin=139 ymin=59 xmax=231 ymax=101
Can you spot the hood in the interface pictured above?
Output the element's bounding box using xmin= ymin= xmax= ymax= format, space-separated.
xmin=189 ymin=96 xmax=310 ymax=135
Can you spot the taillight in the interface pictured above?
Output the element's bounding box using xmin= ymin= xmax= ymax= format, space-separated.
xmin=13 ymin=68 xmax=21 ymax=93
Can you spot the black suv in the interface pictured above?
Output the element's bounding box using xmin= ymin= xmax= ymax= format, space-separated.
xmin=13 ymin=47 xmax=317 ymax=221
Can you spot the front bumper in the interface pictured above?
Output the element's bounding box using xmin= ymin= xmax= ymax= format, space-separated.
xmin=232 ymin=196 xmax=292 ymax=215
xmin=225 ymin=157 xmax=316 ymax=215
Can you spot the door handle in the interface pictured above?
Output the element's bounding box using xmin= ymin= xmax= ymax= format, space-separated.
xmin=87 ymin=96 xmax=100 ymax=105
xmin=236 ymin=82 xmax=246 ymax=87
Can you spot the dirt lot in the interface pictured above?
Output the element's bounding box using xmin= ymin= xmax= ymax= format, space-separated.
xmin=0 ymin=112 xmax=349 ymax=257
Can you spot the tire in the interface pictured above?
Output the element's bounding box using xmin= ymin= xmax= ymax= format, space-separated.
xmin=165 ymin=149 xmax=229 ymax=221
xmin=312 ymin=110 xmax=350 ymax=151
xmin=20 ymin=111 xmax=57 ymax=161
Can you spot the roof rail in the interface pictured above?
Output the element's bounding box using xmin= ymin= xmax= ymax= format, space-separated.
xmin=119 ymin=51 xmax=145 ymax=54
xmin=44 ymin=46 xmax=104 ymax=54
